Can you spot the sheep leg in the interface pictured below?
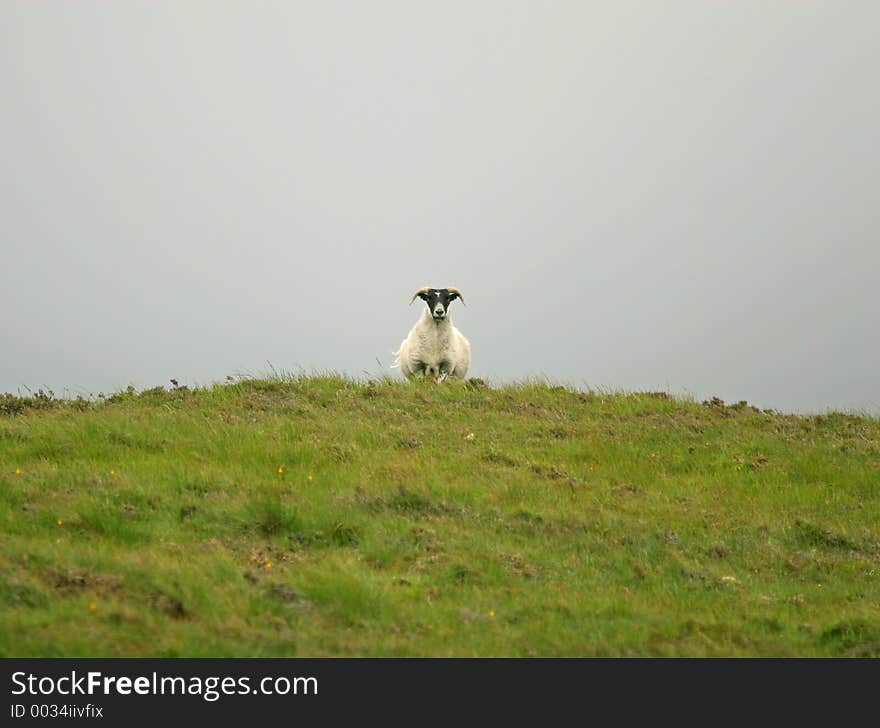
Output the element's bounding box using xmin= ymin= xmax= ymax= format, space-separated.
xmin=411 ymin=362 xmax=430 ymax=380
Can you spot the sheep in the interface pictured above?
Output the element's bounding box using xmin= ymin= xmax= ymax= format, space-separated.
xmin=392 ymin=286 xmax=471 ymax=382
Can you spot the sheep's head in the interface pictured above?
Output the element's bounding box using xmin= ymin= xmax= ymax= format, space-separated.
xmin=410 ymin=286 xmax=465 ymax=321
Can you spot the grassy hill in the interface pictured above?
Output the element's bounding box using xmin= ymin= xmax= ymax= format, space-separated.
xmin=1 ymin=375 xmax=878 ymax=657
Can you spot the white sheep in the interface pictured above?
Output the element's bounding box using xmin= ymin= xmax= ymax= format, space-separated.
xmin=392 ymin=286 xmax=471 ymax=382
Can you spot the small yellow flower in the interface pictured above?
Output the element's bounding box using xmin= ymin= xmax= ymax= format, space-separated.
xmin=277 ymin=466 xmax=284 ymax=475
xmin=307 ymin=474 xmax=313 ymax=481
xmin=89 ymin=602 xmax=97 ymax=612
xmin=265 ymin=561 xmax=273 ymax=569
xmin=15 ymin=467 xmax=22 ymax=475
xmin=110 ymin=469 xmax=116 ymax=476
xmin=488 ymin=610 xmax=495 ymax=618
xmin=57 ymin=519 xmax=64 ymax=526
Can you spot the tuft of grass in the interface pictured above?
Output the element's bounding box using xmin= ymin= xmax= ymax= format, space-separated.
xmin=0 ymin=375 xmax=878 ymax=656
xmin=792 ymin=520 xmax=868 ymax=553
xmin=245 ymin=497 xmax=304 ymax=539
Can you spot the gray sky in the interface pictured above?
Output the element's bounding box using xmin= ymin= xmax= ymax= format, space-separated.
xmin=2 ymin=2 xmax=878 ymax=414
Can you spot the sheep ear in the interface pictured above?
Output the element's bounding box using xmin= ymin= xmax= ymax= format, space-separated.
xmin=447 ymin=286 xmax=465 ymax=305
xmin=410 ymin=286 xmax=430 ymax=305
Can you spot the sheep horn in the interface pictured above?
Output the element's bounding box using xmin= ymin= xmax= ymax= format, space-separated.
xmin=410 ymin=286 xmax=431 ymax=305
xmin=447 ymin=286 xmax=465 ymax=305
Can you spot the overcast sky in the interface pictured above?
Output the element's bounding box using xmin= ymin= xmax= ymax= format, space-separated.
xmin=2 ymin=2 xmax=877 ymax=414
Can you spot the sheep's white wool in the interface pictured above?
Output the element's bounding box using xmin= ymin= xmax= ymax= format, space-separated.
xmin=393 ymin=308 xmax=471 ymax=382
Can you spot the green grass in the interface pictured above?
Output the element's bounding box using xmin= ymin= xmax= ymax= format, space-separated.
xmin=1 ymin=375 xmax=878 ymax=656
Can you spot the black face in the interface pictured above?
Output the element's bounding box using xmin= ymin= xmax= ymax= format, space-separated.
xmin=417 ymin=288 xmax=460 ymax=321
